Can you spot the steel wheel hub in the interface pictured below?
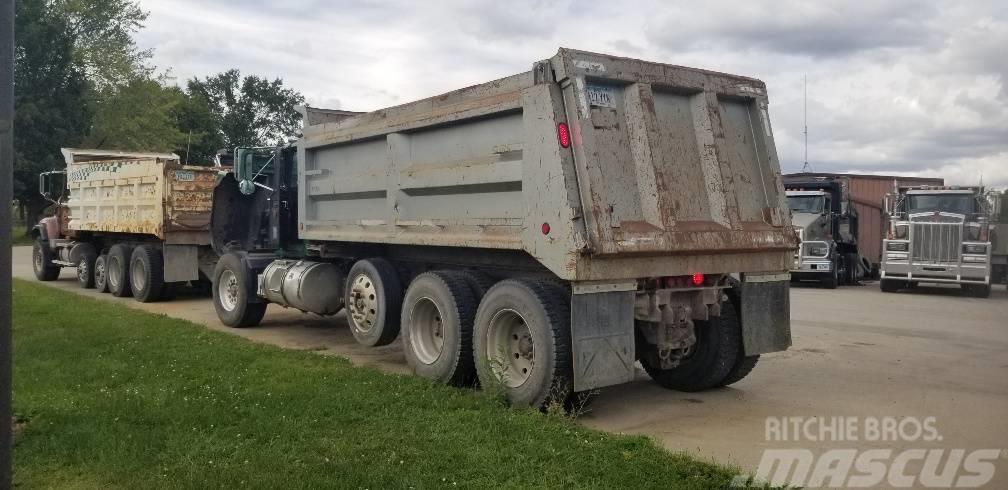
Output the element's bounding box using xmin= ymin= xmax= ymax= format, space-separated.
xmin=349 ymin=273 xmax=378 ymax=333
xmin=77 ymin=259 xmax=89 ymax=282
xmin=486 ymin=309 xmax=534 ymax=388
xmin=132 ymin=259 xmax=146 ymax=291
xmin=218 ymin=270 xmax=240 ymax=312
xmin=409 ymin=297 xmax=445 ymax=365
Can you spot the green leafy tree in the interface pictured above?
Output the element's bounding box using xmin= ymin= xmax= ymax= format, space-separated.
xmin=82 ymin=76 xmax=187 ymax=153
xmin=56 ymin=0 xmax=151 ymax=91
xmin=171 ymin=91 xmax=225 ymax=165
xmin=14 ymin=0 xmax=93 ymax=230
xmin=187 ymin=69 xmax=305 ymax=149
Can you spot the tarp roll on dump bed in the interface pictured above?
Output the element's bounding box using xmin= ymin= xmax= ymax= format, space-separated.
xmin=298 ymin=49 xmax=795 ymax=281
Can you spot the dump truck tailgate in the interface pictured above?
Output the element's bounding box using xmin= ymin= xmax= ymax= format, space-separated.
xmin=552 ymin=49 xmax=793 ymax=256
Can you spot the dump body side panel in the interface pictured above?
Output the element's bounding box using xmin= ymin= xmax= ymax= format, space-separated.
xmin=298 ymin=72 xmax=533 ymax=251
xmin=65 ymin=156 xmax=216 ymax=242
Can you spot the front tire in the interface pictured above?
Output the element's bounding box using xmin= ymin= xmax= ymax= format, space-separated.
xmin=473 ymin=279 xmax=573 ymax=410
xmin=880 ymin=279 xmax=900 ymax=293
xmin=402 ymin=271 xmax=478 ymax=386
xmin=130 ymin=245 xmax=165 ymax=302
xmin=107 ymin=244 xmax=134 ymax=297
xmin=344 ymin=258 xmax=403 ymax=347
xmin=213 ymin=253 xmax=267 ymax=328
xmin=641 ymin=300 xmax=744 ymax=392
xmin=32 ymin=240 xmax=60 ymax=281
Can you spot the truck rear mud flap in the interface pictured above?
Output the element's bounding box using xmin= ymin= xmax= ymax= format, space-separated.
xmin=739 ymin=273 xmax=792 ymax=355
xmin=570 ymin=285 xmax=636 ymax=392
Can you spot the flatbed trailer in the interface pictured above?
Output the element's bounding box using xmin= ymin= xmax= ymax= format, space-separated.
xmin=210 ymin=49 xmax=797 ymax=409
xmin=31 ymin=149 xmax=219 ymax=301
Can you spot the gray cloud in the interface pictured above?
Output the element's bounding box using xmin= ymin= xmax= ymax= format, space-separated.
xmin=136 ymin=0 xmax=1008 ymax=187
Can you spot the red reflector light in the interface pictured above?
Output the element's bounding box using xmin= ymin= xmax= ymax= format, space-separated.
xmin=557 ymin=122 xmax=571 ymax=148
xmin=691 ymin=273 xmax=704 ymax=286
xmin=541 ymin=222 xmax=551 ymax=235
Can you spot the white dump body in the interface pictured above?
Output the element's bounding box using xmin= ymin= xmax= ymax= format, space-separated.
xmin=298 ymin=49 xmax=796 ymax=281
xmin=62 ymin=148 xmax=218 ymax=244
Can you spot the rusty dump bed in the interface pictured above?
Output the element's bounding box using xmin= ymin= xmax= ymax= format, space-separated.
xmin=298 ymin=49 xmax=796 ymax=281
xmin=62 ymin=148 xmax=217 ymax=244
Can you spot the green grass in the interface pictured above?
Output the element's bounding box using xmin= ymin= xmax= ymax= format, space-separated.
xmin=12 ymin=279 xmax=739 ymax=489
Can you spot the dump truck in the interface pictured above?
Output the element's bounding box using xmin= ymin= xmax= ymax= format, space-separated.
xmin=209 ymin=49 xmax=797 ymax=409
xmin=784 ymin=176 xmax=864 ymax=288
xmin=31 ymin=149 xmax=219 ymax=301
xmin=783 ymin=172 xmax=944 ymax=277
xmin=881 ymin=185 xmax=1000 ymax=297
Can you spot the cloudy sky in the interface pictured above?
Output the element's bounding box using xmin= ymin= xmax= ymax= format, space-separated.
xmin=137 ymin=0 xmax=1008 ymax=187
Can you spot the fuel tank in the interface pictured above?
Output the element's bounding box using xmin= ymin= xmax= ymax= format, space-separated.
xmin=258 ymin=259 xmax=344 ymax=315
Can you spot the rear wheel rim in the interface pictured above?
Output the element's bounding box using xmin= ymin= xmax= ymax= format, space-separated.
xmin=95 ymin=259 xmax=106 ymax=286
xmin=348 ymin=273 xmax=378 ymax=333
xmin=409 ymin=297 xmax=445 ymax=365
xmin=218 ymin=269 xmax=239 ymax=312
xmin=77 ymin=258 xmax=89 ymax=283
xmin=131 ymin=258 xmax=147 ymax=291
xmin=108 ymin=256 xmax=121 ymax=289
xmin=486 ymin=308 xmax=534 ymax=388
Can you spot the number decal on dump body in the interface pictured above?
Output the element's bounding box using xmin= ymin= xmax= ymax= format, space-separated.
xmin=174 ymin=170 xmax=195 ymax=182
xmin=586 ymin=84 xmax=616 ymax=108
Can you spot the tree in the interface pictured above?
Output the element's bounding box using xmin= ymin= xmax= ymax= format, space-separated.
xmin=187 ymin=70 xmax=305 ymax=150
xmin=171 ymin=91 xmax=225 ymax=165
xmin=81 ymin=76 xmax=188 ymax=152
xmin=13 ymin=0 xmax=93 ymax=230
xmin=56 ymin=0 xmax=151 ymax=91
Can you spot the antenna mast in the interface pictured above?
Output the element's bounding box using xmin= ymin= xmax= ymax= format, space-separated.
xmin=802 ymin=74 xmax=810 ymax=173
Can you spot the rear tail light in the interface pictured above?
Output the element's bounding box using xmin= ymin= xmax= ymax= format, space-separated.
xmin=557 ymin=122 xmax=570 ymax=148
xmin=660 ymin=274 xmax=707 ymax=288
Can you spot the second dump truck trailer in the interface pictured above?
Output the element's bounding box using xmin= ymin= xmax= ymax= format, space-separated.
xmin=31 ymin=149 xmax=218 ymax=301
xmin=210 ymin=49 xmax=797 ymax=408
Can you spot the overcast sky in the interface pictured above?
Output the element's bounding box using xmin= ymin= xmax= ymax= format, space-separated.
xmin=137 ymin=0 xmax=1007 ymax=187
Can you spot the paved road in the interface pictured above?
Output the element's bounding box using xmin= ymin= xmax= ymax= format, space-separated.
xmin=13 ymin=246 xmax=1008 ymax=487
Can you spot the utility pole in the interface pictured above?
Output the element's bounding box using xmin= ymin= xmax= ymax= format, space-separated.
xmin=802 ymin=74 xmax=810 ymax=173
xmin=0 ymin=0 xmax=15 ymax=487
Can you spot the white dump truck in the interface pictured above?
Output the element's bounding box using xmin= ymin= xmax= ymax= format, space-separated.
xmin=881 ymin=185 xmax=1001 ymax=297
xmin=31 ymin=149 xmax=219 ymax=301
xmin=209 ymin=49 xmax=797 ymax=409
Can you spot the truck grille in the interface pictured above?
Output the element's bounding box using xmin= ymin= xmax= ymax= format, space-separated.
xmin=911 ymin=222 xmax=962 ymax=264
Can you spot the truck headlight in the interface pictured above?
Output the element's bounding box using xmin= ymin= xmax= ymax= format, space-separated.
xmin=809 ymin=245 xmax=828 ymax=256
xmin=965 ymin=224 xmax=981 ymax=241
xmin=887 ymin=242 xmax=909 ymax=252
xmin=962 ymin=243 xmax=987 ymax=254
xmin=894 ymin=225 xmax=909 ymax=239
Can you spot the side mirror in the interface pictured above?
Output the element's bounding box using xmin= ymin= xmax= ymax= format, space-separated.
xmin=38 ymin=171 xmax=66 ymax=204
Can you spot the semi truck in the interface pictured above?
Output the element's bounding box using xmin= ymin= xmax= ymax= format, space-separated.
xmin=784 ymin=176 xmax=864 ymax=288
xmin=881 ymin=185 xmax=1000 ymax=297
xmin=209 ymin=49 xmax=797 ymax=409
xmin=31 ymin=149 xmax=219 ymax=301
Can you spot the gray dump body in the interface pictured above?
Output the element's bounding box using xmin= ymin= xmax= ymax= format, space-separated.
xmin=299 ymin=48 xmax=795 ymax=280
